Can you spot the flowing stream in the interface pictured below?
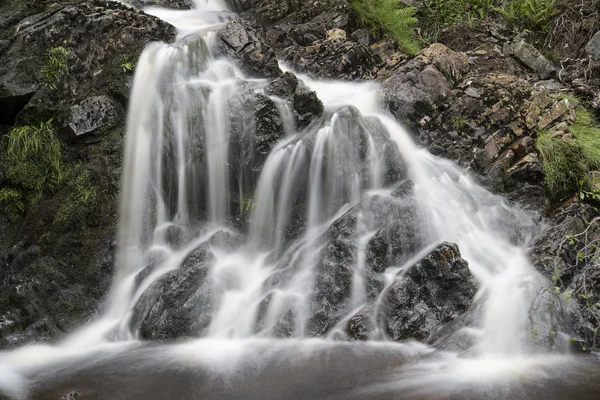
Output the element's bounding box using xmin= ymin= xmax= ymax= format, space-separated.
xmin=1 ymin=1 xmax=599 ymax=399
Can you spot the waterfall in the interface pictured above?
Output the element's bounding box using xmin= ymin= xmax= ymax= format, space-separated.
xmin=1 ymin=1 xmax=596 ymax=398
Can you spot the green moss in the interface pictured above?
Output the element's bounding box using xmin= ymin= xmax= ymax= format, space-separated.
xmin=351 ymin=0 xmax=420 ymax=55
xmin=536 ymin=104 xmax=600 ymax=199
xmin=0 ymin=119 xmax=67 ymax=218
xmin=42 ymin=46 xmax=70 ymax=90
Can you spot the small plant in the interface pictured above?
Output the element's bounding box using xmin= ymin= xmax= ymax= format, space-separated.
xmin=579 ymin=180 xmax=600 ymax=203
xmin=351 ymin=0 xmax=420 ymax=55
xmin=240 ymin=195 xmax=255 ymax=213
xmin=120 ymin=55 xmax=135 ymax=73
xmin=0 ymin=120 xmax=66 ymax=218
xmin=42 ymin=46 xmax=70 ymax=89
xmin=451 ymin=115 xmax=468 ymax=130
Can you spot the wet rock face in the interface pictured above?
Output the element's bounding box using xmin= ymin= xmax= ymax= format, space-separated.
xmin=131 ymin=244 xmax=215 ymax=340
xmin=215 ymin=18 xmax=282 ymax=79
xmin=266 ymin=72 xmax=324 ymax=129
xmin=381 ymin=242 xmax=477 ymax=341
xmin=530 ymin=203 xmax=600 ymax=351
xmin=308 ymin=187 xmax=423 ymax=337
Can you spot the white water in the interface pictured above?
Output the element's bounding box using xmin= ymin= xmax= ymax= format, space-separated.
xmin=0 ymin=1 xmax=591 ymax=398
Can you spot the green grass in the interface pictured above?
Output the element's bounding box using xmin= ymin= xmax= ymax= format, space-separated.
xmin=572 ymin=109 xmax=600 ymax=171
xmin=536 ymin=103 xmax=600 ymax=199
xmin=0 ymin=120 xmax=67 ymax=218
xmin=42 ymin=46 xmax=70 ymax=89
xmin=497 ymin=0 xmax=557 ymax=32
xmin=351 ymin=0 xmax=420 ymax=55
xmin=536 ymin=130 xmax=582 ymax=195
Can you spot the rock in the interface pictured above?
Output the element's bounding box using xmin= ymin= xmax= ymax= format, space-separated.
xmin=382 ymin=66 xmax=450 ymax=123
xmin=215 ymin=18 xmax=281 ymax=79
xmin=506 ymin=153 xmax=544 ymax=183
xmin=0 ymin=0 xmax=174 ymax=348
xmin=417 ymin=43 xmax=469 ymax=82
xmin=278 ymin=28 xmax=380 ymax=80
xmin=538 ymin=99 xmax=573 ymax=130
xmin=57 ymin=95 xmax=124 ymax=143
xmin=346 ymin=305 xmax=375 ymax=341
xmin=585 ymin=31 xmax=600 ymax=61
xmin=308 ymin=187 xmax=419 ymax=336
xmin=267 ymin=72 xmax=324 ymax=129
xmin=531 ymin=203 xmax=598 ymax=285
xmin=381 ymin=242 xmax=477 ymax=341
xmin=131 ymin=243 xmax=215 ymax=340
xmin=504 ymin=40 xmax=556 ymax=79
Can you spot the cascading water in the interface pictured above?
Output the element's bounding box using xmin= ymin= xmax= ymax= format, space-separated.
xmin=1 ymin=1 xmax=599 ymax=399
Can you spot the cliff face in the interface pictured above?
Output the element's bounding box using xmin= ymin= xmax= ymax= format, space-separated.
xmin=0 ymin=0 xmax=176 ymax=347
xmin=0 ymin=0 xmax=599 ymax=351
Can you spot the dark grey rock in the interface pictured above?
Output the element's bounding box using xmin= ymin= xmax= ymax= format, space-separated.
xmin=381 ymin=242 xmax=477 ymax=341
xmin=382 ymin=66 xmax=451 ymax=124
xmin=131 ymin=243 xmax=215 ymax=340
xmin=57 ymin=95 xmax=124 ymax=142
xmin=504 ymin=40 xmax=556 ymax=79
xmin=266 ymin=71 xmax=324 ymax=129
xmin=215 ymin=18 xmax=281 ymax=78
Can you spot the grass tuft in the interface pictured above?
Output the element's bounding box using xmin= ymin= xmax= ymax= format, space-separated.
xmin=536 ymin=104 xmax=600 ymax=199
xmin=351 ymin=0 xmax=420 ymax=55
xmin=42 ymin=46 xmax=70 ymax=90
xmin=0 ymin=120 xmax=67 ymax=218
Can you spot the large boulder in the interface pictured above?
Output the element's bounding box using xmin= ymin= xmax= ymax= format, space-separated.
xmin=380 ymin=242 xmax=477 ymax=341
xmin=131 ymin=243 xmax=215 ymax=340
xmin=382 ymin=44 xmax=467 ymax=124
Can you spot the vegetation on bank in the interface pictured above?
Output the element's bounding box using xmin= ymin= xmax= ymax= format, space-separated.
xmin=0 ymin=120 xmax=97 ymax=220
xmin=350 ymin=0 xmax=420 ymax=54
xmin=0 ymin=120 xmax=66 ymax=218
xmin=42 ymin=46 xmax=70 ymax=89
xmin=536 ymin=98 xmax=600 ymax=201
xmin=351 ymin=0 xmax=560 ymax=53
